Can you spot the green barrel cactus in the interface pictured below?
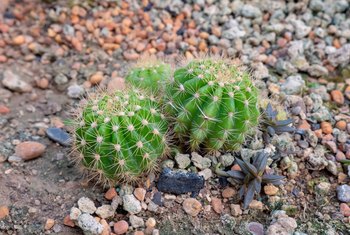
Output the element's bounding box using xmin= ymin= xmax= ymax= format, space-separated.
xmin=165 ymin=58 xmax=260 ymax=151
xmin=72 ymin=88 xmax=168 ymax=184
xmin=125 ymin=56 xmax=171 ymax=93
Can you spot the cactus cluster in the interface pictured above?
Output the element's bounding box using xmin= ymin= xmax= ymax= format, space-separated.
xmin=71 ymin=56 xmax=269 ymax=185
xmin=165 ymin=58 xmax=260 ymax=151
xmin=72 ymin=89 xmax=168 ymax=184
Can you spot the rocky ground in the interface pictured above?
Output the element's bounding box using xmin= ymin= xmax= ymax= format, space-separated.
xmin=1 ymin=0 xmax=350 ymax=234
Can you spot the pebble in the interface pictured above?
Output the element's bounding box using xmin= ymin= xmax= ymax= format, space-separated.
xmin=0 ymin=105 xmax=10 ymax=115
xmin=2 ymin=69 xmax=32 ymax=93
xmin=211 ymin=197 xmax=223 ymax=214
xmin=36 ymin=78 xmax=49 ymax=89
xmin=77 ymin=197 xmax=96 ymax=214
xmin=114 ymin=220 xmax=129 ymax=235
xmin=344 ymin=86 xmax=350 ymax=100
xmin=182 ymin=198 xmax=202 ymax=216
xmin=0 ymin=206 xmax=9 ymax=219
xmin=129 ymin=215 xmax=144 ymax=228
xmin=15 ymin=141 xmax=46 ymax=161
xmin=70 ymin=207 xmax=82 ymax=220
xmin=222 ymin=188 xmax=236 ymax=198
xmin=90 ymin=72 xmax=104 ymax=85
xmin=266 ymin=214 xmax=297 ymax=235
xmin=67 ymin=84 xmax=84 ymax=98
xmin=134 ymin=188 xmax=146 ymax=202
xmin=280 ymin=75 xmax=305 ymax=95
xmin=218 ymin=153 xmax=235 ymax=167
xmin=321 ymin=122 xmax=333 ymax=134
xmin=247 ymin=222 xmax=264 ymax=235
xmin=331 ymin=90 xmax=345 ymax=105
xmin=46 ymin=127 xmax=72 ymax=146
xmin=105 ymin=188 xmax=117 ymax=200
xmin=123 ymin=195 xmax=142 ymax=214
xmin=191 ymin=152 xmax=211 ymax=170
xmin=77 ymin=213 xmax=103 ymax=235
xmin=337 ymin=185 xmax=350 ymax=202
xmin=175 ymin=153 xmax=191 ymax=169
xmin=264 ymin=185 xmax=279 ymax=196
xmin=325 ymin=141 xmax=337 ymax=153
xmin=249 ymin=200 xmax=264 ymax=210
xmin=134 ymin=231 xmax=144 ymax=235
xmin=8 ymin=155 xmax=23 ymax=163
xmin=340 ymin=203 xmax=350 ymax=217
xmin=230 ymin=204 xmax=242 ymax=217
xmin=54 ymin=73 xmax=69 ymax=85
xmin=63 ymin=215 xmax=75 ymax=227
xmin=145 ymin=218 xmax=156 ymax=228
xmin=95 ymin=205 xmax=114 ymax=219
xmin=45 ymin=218 xmax=55 ymax=230
xmin=198 ymin=168 xmax=212 ymax=180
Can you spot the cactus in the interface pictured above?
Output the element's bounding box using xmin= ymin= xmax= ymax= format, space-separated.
xmin=125 ymin=56 xmax=171 ymax=93
xmin=165 ymin=57 xmax=260 ymax=151
xmin=71 ymin=88 xmax=168 ymax=185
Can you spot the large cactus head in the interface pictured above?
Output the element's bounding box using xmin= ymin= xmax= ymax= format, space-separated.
xmin=165 ymin=57 xmax=260 ymax=152
xmin=71 ymin=88 xmax=168 ymax=185
xmin=125 ymin=55 xmax=171 ymax=93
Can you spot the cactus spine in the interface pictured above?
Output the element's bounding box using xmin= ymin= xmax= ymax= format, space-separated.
xmin=72 ymin=88 xmax=168 ymax=184
xmin=165 ymin=58 xmax=260 ymax=151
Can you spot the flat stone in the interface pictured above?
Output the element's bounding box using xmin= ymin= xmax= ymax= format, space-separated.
xmin=2 ymin=69 xmax=32 ymax=93
xmin=247 ymin=222 xmax=264 ymax=235
xmin=174 ymin=153 xmax=191 ymax=169
xmin=157 ymin=168 xmax=205 ymax=196
xmin=191 ymin=152 xmax=211 ymax=170
xmin=46 ymin=127 xmax=72 ymax=146
xmin=129 ymin=215 xmax=144 ymax=228
xmin=95 ymin=205 xmax=114 ymax=219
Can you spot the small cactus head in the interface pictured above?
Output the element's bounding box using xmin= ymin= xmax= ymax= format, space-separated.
xmin=165 ymin=56 xmax=260 ymax=152
xmin=71 ymin=88 xmax=169 ymax=185
xmin=125 ymin=55 xmax=172 ymax=94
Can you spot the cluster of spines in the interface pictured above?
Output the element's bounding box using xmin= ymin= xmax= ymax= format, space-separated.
xmin=165 ymin=58 xmax=260 ymax=151
xmin=72 ymin=89 xmax=168 ymax=185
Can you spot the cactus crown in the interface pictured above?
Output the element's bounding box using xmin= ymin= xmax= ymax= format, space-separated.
xmin=165 ymin=57 xmax=260 ymax=152
xmin=71 ymin=88 xmax=168 ymax=185
xmin=125 ymin=55 xmax=171 ymax=93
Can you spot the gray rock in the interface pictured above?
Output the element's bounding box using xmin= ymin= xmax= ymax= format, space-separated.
xmin=208 ymin=35 xmax=219 ymax=45
xmin=307 ymin=64 xmax=329 ymax=77
xmin=63 ymin=24 xmax=75 ymax=37
xmin=309 ymin=0 xmax=324 ymax=12
xmin=218 ymin=154 xmax=235 ymax=167
xmin=123 ymin=195 xmax=142 ymax=214
xmin=175 ymin=153 xmax=191 ymax=169
xmin=326 ymin=160 xmax=338 ymax=175
xmin=129 ymin=215 xmax=144 ymax=228
xmin=77 ymin=213 xmax=103 ymax=235
xmin=315 ymin=182 xmax=331 ymax=195
xmin=275 ymin=60 xmax=298 ymax=75
xmin=198 ymin=168 xmax=212 ymax=180
xmin=191 ymin=152 xmax=211 ymax=170
xmin=78 ymin=197 xmax=96 ymax=214
xmin=95 ymin=205 xmax=114 ymax=219
xmin=2 ymin=70 xmax=32 ymax=93
xmin=311 ymin=106 xmax=331 ymax=121
xmin=162 ymin=159 xmax=174 ymax=169
xmin=67 ymin=84 xmax=84 ymax=98
xmin=328 ymin=44 xmax=350 ymax=66
xmin=240 ymin=4 xmax=262 ymax=18
xmin=337 ymin=185 xmax=350 ymax=202
xmin=252 ymin=62 xmax=269 ymax=79
xmin=222 ymin=28 xmax=246 ymax=40
xmin=8 ymin=155 xmax=23 ymax=163
xmin=147 ymin=201 xmax=159 ymax=212
xmin=46 ymin=127 xmax=72 ymax=146
xmin=280 ymin=75 xmax=305 ymax=95
xmin=291 ymin=20 xmax=311 ymax=39
xmin=291 ymin=56 xmax=310 ymax=71
xmin=247 ymin=222 xmax=264 ymax=235
xmin=54 ymin=73 xmax=69 ymax=85
xmin=70 ymin=207 xmax=82 ymax=221
xmin=288 ymin=41 xmax=304 ymax=59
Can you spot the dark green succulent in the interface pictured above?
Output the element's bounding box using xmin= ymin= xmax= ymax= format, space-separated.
xmin=216 ymin=151 xmax=285 ymax=209
xmin=261 ymin=103 xmax=295 ymax=143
